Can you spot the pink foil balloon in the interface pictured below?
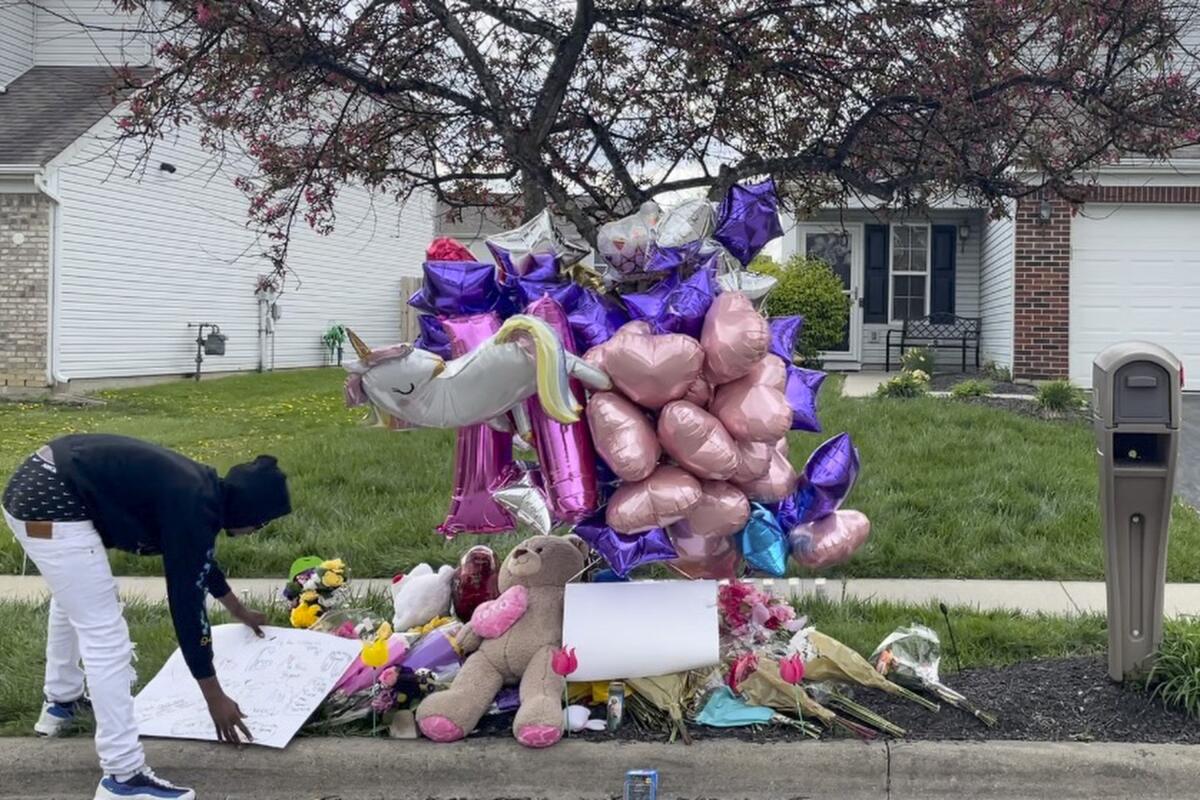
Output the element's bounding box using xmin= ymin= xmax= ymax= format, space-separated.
xmin=596 ymin=325 xmax=705 ymax=410
xmin=732 ymin=439 xmax=772 ymax=483
xmin=667 ymin=519 xmax=742 ymax=580
xmin=438 ymin=313 xmax=516 ymax=535
xmin=734 ymin=438 xmax=798 ymax=503
xmin=684 ymin=480 xmax=751 ymax=539
xmin=657 ymin=401 xmax=740 ymax=480
xmin=745 ymin=354 xmax=788 ymax=392
xmin=607 ymin=465 xmax=703 ymax=534
xmin=586 ymin=391 xmax=660 ymax=482
xmin=789 ymin=509 xmax=872 ymax=569
xmin=683 ymin=375 xmax=713 ymax=407
xmin=523 ymin=295 xmax=600 ymax=523
xmin=710 ymin=380 xmax=792 ymax=443
xmin=583 ymin=320 xmax=652 ymax=374
xmin=701 ymin=291 xmax=770 ymax=384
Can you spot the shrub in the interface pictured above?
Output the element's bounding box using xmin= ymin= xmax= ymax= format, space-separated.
xmin=951 ymin=379 xmax=994 ymax=399
xmin=1036 ymin=380 xmax=1085 ymax=413
xmin=876 ymin=369 xmax=930 ymax=399
xmin=900 ymin=346 xmax=936 ymax=375
xmin=756 ymin=255 xmax=849 ymax=365
xmin=1148 ymin=623 xmax=1200 ymax=718
xmin=982 ymin=361 xmax=1013 ymax=383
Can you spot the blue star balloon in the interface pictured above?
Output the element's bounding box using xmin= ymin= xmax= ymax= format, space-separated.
xmin=740 ymin=503 xmax=789 ymax=577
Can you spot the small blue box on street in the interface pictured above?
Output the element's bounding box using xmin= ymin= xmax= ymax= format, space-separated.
xmin=624 ymin=769 xmax=658 ymax=800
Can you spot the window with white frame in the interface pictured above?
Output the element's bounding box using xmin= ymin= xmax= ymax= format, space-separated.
xmin=890 ymin=223 xmax=930 ymax=321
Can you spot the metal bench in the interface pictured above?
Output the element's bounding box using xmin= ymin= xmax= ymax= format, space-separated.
xmin=885 ymin=313 xmax=981 ymax=372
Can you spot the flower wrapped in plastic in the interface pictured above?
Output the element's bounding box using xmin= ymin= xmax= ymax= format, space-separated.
xmin=282 ymin=556 xmax=350 ymax=628
xmin=717 ymin=581 xmax=803 ymax=652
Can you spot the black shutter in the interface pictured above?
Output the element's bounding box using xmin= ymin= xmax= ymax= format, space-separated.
xmin=931 ymin=225 xmax=957 ymax=315
xmin=863 ymin=224 xmax=889 ymax=324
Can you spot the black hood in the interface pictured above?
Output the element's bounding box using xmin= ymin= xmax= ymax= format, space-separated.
xmin=222 ymin=455 xmax=291 ymax=529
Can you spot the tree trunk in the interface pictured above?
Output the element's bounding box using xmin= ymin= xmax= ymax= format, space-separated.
xmin=521 ymin=172 xmax=547 ymax=220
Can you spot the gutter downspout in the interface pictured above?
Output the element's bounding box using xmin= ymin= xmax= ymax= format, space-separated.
xmin=31 ymin=169 xmax=69 ymax=389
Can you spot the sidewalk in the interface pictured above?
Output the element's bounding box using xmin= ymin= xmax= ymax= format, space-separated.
xmin=4 ymin=737 xmax=1198 ymax=800
xmin=5 ymin=573 xmax=1200 ymax=617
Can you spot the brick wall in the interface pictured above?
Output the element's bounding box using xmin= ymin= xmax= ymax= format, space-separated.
xmin=1013 ymin=192 xmax=1071 ymax=379
xmin=0 ymin=193 xmax=51 ymax=389
xmin=1012 ymin=184 xmax=1200 ymax=381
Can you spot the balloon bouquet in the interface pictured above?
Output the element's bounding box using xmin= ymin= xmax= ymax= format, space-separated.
xmin=345 ymin=179 xmax=870 ymax=579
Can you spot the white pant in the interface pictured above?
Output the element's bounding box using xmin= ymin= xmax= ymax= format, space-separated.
xmin=5 ymin=510 xmax=145 ymax=779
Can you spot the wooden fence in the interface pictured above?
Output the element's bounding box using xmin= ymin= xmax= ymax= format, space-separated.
xmin=398 ymin=275 xmax=424 ymax=342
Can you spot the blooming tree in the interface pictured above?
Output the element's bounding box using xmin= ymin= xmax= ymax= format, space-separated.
xmin=101 ymin=0 xmax=1200 ymax=272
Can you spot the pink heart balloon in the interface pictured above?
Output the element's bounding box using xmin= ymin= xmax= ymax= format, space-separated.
xmin=683 ymin=375 xmax=713 ymax=407
xmin=744 ymin=354 xmax=788 ymax=392
xmin=701 ymin=291 xmax=770 ymax=385
xmin=598 ymin=327 xmax=705 ymax=410
xmin=684 ymin=480 xmax=751 ymax=539
xmin=711 ymin=380 xmax=792 ymax=443
xmin=731 ymin=439 xmax=772 ymax=483
xmin=734 ymin=438 xmax=797 ymax=503
xmin=657 ymin=401 xmax=740 ymax=481
xmin=583 ymin=320 xmax=653 ymax=374
xmin=667 ymin=519 xmax=742 ymax=580
xmin=586 ymin=391 xmax=661 ymax=482
xmin=607 ymin=465 xmax=703 ymax=534
xmin=789 ymin=509 xmax=872 ymax=569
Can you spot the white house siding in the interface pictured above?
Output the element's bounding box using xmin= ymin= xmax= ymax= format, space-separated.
xmin=978 ymin=202 xmax=1016 ymax=370
xmin=48 ymin=117 xmax=432 ymax=380
xmin=0 ymin=2 xmax=35 ymax=88
xmin=782 ymin=208 xmax=984 ymax=368
xmin=34 ymin=0 xmax=153 ymax=67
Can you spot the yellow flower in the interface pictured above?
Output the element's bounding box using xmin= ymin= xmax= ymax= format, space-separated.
xmin=300 ymin=591 xmax=319 ymax=604
xmin=320 ymin=559 xmax=345 ymax=572
xmin=290 ymin=602 xmax=321 ymax=629
xmin=376 ymin=622 xmax=393 ymax=640
xmin=361 ymin=638 xmax=389 ymax=668
xmin=322 ymin=571 xmax=344 ymax=588
xmin=414 ymin=616 xmax=453 ymax=635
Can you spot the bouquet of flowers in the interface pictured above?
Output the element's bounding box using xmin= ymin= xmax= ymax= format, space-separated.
xmin=717 ymin=581 xmax=804 ymax=652
xmin=282 ymin=556 xmax=350 ymax=628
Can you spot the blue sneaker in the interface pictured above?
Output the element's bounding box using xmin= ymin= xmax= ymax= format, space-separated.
xmin=94 ymin=768 xmax=195 ymax=800
xmin=33 ymin=696 xmax=90 ymax=736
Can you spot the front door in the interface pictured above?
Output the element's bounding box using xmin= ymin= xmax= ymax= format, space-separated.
xmin=798 ymin=223 xmax=863 ymax=365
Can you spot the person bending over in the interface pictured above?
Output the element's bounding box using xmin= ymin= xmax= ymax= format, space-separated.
xmin=2 ymin=434 xmax=292 ymax=800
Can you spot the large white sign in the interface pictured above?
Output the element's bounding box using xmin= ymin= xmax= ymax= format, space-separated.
xmin=134 ymin=624 xmax=361 ymax=749
xmin=561 ymin=580 xmax=720 ymax=681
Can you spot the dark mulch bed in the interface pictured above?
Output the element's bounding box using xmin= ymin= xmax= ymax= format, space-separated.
xmin=471 ymin=657 xmax=1197 ymax=745
xmin=956 ymin=395 xmax=1089 ymax=424
xmin=928 ymin=372 xmax=1037 ymax=395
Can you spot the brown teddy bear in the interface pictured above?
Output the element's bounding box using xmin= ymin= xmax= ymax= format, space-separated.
xmin=416 ymin=534 xmax=589 ymax=748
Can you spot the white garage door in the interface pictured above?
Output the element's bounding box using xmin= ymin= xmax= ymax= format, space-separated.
xmin=1070 ymin=205 xmax=1200 ymax=389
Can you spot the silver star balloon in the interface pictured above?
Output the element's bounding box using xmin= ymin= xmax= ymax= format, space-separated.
xmin=656 ymin=198 xmax=716 ymax=248
xmin=485 ymin=209 xmax=589 ymax=276
xmin=492 ymin=485 xmax=552 ymax=537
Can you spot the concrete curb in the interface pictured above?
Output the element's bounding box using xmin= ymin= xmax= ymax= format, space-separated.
xmin=2 ymin=737 xmax=1198 ymax=799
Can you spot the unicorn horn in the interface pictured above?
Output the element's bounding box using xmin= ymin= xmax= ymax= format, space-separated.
xmin=346 ymin=328 xmax=373 ymax=361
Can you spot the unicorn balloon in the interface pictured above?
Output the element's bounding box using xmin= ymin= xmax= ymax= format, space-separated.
xmin=344 ymin=315 xmax=611 ymax=432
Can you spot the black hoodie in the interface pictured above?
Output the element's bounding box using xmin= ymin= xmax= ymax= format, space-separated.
xmin=50 ymin=434 xmax=291 ymax=679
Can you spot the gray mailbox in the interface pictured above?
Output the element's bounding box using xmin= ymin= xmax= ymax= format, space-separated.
xmin=1093 ymin=341 xmax=1182 ymax=681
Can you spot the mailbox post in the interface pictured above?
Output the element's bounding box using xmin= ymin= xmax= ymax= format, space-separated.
xmin=1093 ymin=342 xmax=1182 ymax=681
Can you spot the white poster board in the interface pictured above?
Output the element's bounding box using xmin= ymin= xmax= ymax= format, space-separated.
xmin=561 ymin=580 xmax=719 ymax=681
xmin=134 ymin=624 xmax=362 ymax=749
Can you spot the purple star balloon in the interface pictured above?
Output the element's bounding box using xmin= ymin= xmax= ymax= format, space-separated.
xmin=575 ymin=514 xmax=678 ymax=578
xmin=413 ymin=314 xmax=452 ymax=359
xmin=786 ymin=365 xmax=826 ymax=432
xmin=625 ymin=267 xmax=717 ymax=338
xmin=408 ymin=259 xmax=505 ymax=316
xmin=644 ymin=240 xmax=704 ymax=273
xmin=714 ymin=179 xmax=784 ymax=266
xmin=779 ymin=433 xmax=860 ymax=527
xmin=568 ymin=288 xmax=628 ymax=350
xmin=514 ymin=279 xmax=582 ymax=311
xmin=768 ymin=316 xmax=805 ymax=362
xmin=622 ymin=270 xmax=680 ymax=322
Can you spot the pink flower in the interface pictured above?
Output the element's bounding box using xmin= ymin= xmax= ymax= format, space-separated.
xmin=370 ymin=689 xmax=395 ymax=714
xmin=379 ymin=666 xmax=399 ymax=688
xmin=727 ymin=652 xmax=758 ymax=693
xmin=551 ymin=646 xmax=578 ymax=677
xmin=779 ymin=654 xmax=806 ymax=686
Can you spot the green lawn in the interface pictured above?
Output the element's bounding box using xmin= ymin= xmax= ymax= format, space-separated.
xmin=0 ymin=594 xmax=1108 ymax=736
xmin=2 ymin=367 xmax=1198 ymax=580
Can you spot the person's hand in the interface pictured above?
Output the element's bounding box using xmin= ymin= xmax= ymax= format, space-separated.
xmin=206 ymin=690 xmax=253 ymax=744
xmin=233 ymin=606 xmax=268 ymax=638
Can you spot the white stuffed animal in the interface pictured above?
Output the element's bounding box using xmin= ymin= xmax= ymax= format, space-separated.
xmin=391 ymin=563 xmax=454 ymax=631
